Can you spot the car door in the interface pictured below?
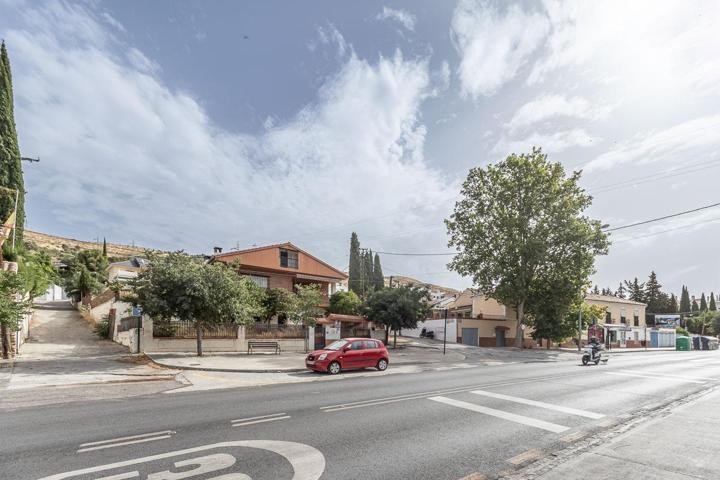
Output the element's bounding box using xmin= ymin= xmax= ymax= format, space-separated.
xmin=362 ymin=340 xmax=379 ymax=367
xmin=341 ymin=340 xmax=366 ymax=368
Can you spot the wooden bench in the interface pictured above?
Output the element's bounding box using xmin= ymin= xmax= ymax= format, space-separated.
xmin=247 ymin=340 xmax=281 ymax=355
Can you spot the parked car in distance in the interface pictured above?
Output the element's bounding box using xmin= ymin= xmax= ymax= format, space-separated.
xmin=306 ymin=338 xmax=389 ymax=374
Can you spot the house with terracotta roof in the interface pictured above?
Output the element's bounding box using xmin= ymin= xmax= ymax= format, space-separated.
xmin=211 ymin=242 xmax=347 ymax=310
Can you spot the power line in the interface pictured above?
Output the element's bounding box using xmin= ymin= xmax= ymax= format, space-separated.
xmin=612 ymin=215 xmax=720 ymax=244
xmin=605 ymin=201 xmax=720 ymax=232
xmin=376 ymin=250 xmax=457 ymax=256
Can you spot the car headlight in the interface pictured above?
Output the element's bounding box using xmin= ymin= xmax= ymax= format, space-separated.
xmin=318 ymin=353 xmax=328 ymax=360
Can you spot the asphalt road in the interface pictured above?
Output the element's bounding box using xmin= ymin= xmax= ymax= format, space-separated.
xmin=2 ymin=349 xmax=719 ymax=480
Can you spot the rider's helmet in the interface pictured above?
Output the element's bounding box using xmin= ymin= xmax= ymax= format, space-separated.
xmin=590 ymin=336 xmax=599 ymax=344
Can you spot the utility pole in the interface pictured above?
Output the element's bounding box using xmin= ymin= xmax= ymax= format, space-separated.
xmin=443 ymin=308 xmax=448 ymax=355
xmin=389 ymin=275 xmax=393 ymax=288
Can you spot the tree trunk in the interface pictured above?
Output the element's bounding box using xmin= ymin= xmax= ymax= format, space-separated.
xmin=393 ymin=329 xmax=397 ymax=349
xmin=196 ymin=322 xmax=203 ymax=357
xmin=515 ymin=302 xmax=524 ymax=348
xmin=1 ymin=324 xmax=9 ymax=359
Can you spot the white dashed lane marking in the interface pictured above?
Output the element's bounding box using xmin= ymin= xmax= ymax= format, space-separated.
xmin=469 ymin=390 xmax=605 ymax=419
xmin=77 ymin=431 xmax=175 ymax=453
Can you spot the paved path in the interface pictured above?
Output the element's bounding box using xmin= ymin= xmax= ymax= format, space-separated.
xmin=0 ymin=301 xmax=178 ymax=408
xmin=3 ymin=347 xmax=719 ymax=479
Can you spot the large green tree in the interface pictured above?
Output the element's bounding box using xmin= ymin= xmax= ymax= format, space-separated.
xmin=372 ymin=253 xmax=384 ymax=290
xmin=328 ymin=290 xmax=361 ymax=315
xmin=0 ymin=269 xmax=31 ymax=358
xmin=287 ymin=284 xmax=324 ymax=327
xmin=668 ymin=293 xmax=678 ymax=313
xmin=131 ymin=253 xmax=262 ymax=356
xmin=446 ymin=148 xmax=609 ymax=347
xmin=0 ymin=42 xmax=24 ymax=246
xmin=362 ymin=249 xmax=374 ymax=295
xmin=680 ymin=285 xmax=691 ymax=313
xmin=348 ymin=232 xmax=362 ymax=295
xmin=260 ymin=288 xmax=295 ymax=324
xmin=615 ymin=282 xmax=627 ymax=299
xmin=710 ymin=292 xmax=717 ymax=311
xmin=624 ymin=278 xmax=645 ymax=303
xmin=361 ymin=285 xmax=429 ymax=348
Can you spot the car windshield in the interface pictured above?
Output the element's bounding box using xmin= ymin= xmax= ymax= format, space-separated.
xmin=324 ymin=340 xmax=348 ymax=351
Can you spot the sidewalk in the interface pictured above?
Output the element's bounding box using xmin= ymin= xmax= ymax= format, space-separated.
xmin=532 ymin=387 xmax=720 ymax=480
xmin=147 ymin=345 xmax=466 ymax=373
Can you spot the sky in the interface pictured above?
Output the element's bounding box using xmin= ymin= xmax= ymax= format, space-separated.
xmin=1 ymin=0 xmax=719 ymax=297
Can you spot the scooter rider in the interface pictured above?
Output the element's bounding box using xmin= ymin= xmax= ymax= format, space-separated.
xmin=589 ymin=336 xmax=601 ymax=360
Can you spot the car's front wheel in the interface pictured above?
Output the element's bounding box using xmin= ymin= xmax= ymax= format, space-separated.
xmin=328 ymin=361 xmax=341 ymax=375
xmin=376 ymin=358 xmax=388 ymax=371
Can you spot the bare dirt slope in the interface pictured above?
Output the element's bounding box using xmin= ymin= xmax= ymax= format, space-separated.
xmin=24 ymin=230 xmax=152 ymax=258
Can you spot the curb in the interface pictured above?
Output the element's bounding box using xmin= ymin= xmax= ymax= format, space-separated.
xmin=145 ymin=354 xmax=467 ymax=374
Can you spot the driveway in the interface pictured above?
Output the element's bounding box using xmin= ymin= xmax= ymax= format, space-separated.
xmin=0 ymin=301 xmax=178 ymax=409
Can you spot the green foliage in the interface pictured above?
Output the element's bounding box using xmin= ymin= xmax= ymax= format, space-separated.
xmin=288 ymin=284 xmax=324 ymax=326
xmin=18 ymin=249 xmax=57 ymax=298
xmin=668 ymin=293 xmax=678 ymax=313
xmin=0 ymin=269 xmax=30 ymax=331
xmin=362 ymin=285 xmax=430 ymax=347
xmin=131 ymin=253 xmax=263 ymax=355
xmin=348 ymin=232 xmax=361 ymax=295
xmin=710 ymin=292 xmax=717 ymax=311
xmin=260 ymin=288 xmax=295 ymax=323
xmin=102 ymin=238 xmax=107 ymax=257
xmin=328 ymin=290 xmax=362 ymax=315
xmin=680 ymin=285 xmax=691 ymax=313
xmin=446 ymin=148 xmax=608 ymax=347
xmin=94 ymin=318 xmax=110 ymax=339
xmin=373 ymin=253 xmax=384 ymax=290
xmin=700 ymin=292 xmax=708 ymax=312
xmin=675 ymin=326 xmax=690 ymax=337
xmin=691 ymin=298 xmax=699 ymax=313
xmin=624 ymin=278 xmax=645 ymax=303
xmin=60 ymin=249 xmax=109 ymax=301
xmin=0 ymin=42 xmax=25 ymax=245
xmin=615 ymin=282 xmax=626 ymax=299
xmin=686 ymin=311 xmax=718 ymax=335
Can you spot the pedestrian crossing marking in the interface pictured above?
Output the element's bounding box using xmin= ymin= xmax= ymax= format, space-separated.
xmin=429 ymin=396 xmax=569 ymax=433
xmin=470 ymin=390 xmax=605 ymax=419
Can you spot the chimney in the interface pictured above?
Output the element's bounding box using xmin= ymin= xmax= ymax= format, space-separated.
xmin=213 ymin=246 xmax=223 ymax=254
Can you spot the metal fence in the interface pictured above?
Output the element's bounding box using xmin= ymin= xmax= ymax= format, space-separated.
xmin=341 ymin=326 xmax=370 ymax=338
xmin=245 ymin=324 xmax=306 ymax=339
xmin=118 ymin=316 xmax=141 ymax=332
xmin=153 ymin=320 xmax=239 ymax=339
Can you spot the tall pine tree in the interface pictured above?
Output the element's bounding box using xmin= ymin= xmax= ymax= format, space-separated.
xmin=700 ymin=292 xmax=708 ymax=311
xmin=372 ymin=253 xmax=384 ymax=290
xmin=348 ymin=232 xmax=362 ymax=295
xmin=0 ymin=42 xmax=25 ymax=246
xmin=624 ymin=278 xmax=645 ymax=303
xmin=644 ymin=271 xmax=663 ymax=312
xmin=691 ymin=297 xmax=699 ymax=313
xmin=710 ymin=292 xmax=717 ymax=311
xmin=668 ymin=293 xmax=678 ymax=313
xmin=679 ymin=285 xmax=691 ymax=313
xmin=615 ymin=282 xmax=627 ymax=299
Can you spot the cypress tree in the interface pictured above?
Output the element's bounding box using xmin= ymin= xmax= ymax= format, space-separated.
xmin=362 ymin=249 xmax=374 ymax=295
xmin=691 ymin=298 xmax=699 ymax=313
xmin=102 ymin=237 xmax=107 ymax=257
xmin=669 ymin=293 xmax=678 ymax=313
xmin=710 ymin=292 xmax=717 ymax=311
xmin=0 ymin=42 xmax=25 ymax=245
xmin=348 ymin=232 xmax=361 ymax=295
xmin=372 ymin=253 xmax=384 ymax=290
xmin=592 ymin=285 xmax=599 ymax=294
xmin=679 ymin=286 xmax=691 ymax=313
xmin=615 ymin=282 xmax=626 ymax=299
xmin=700 ymin=292 xmax=708 ymax=311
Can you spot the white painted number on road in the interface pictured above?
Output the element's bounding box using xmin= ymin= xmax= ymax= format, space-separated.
xmin=37 ymin=441 xmax=325 ymax=480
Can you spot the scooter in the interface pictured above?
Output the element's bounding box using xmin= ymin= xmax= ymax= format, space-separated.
xmin=581 ymin=344 xmax=607 ymax=365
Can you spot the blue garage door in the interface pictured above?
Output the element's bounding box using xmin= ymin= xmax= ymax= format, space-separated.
xmin=462 ymin=327 xmax=479 ymax=347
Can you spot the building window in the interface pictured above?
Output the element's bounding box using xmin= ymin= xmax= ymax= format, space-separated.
xmin=605 ymin=311 xmax=612 ymax=324
xmin=280 ymin=249 xmax=298 ymax=268
xmin=620 ymin=307 xmax=626 ymax=324
xmin=248 ymin=275 xmax=268 ymax=289
xmin=633 ymin=315 xmax=639 ymax=326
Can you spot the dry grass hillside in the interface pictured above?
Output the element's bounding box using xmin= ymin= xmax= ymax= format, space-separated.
xmin=383 ymin=275 xmax=460 ymax=295
xmin=24 ymin=230 xmax=153 ymax=260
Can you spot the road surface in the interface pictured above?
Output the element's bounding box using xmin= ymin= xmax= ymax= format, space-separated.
xmin=2 ymin=348 xmax=719 ymax=479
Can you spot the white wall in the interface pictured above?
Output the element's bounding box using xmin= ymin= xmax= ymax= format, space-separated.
xmin=403 ymin=318 xmax=458 ymax=343
xmin=39 ymin=284 xmax=66 ymax=302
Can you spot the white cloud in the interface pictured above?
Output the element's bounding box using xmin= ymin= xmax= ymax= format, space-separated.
xmin=505 ymin=94 xmax=613 ymax=132
xmin=316 ymin=23 xmax=350 ymax=58
xmin=377 ymin=6 xmax=417 ymax=32
xmin=451 ymin=0 xmax=549 ymax=98
xmin=127 ymin=47 xmax=159 ymax=74
xmin=4 ymin=1 xmax=456 ymax=270
xmin=585 ymin=115 xmax=720 ymax=172
xmin=493 ymin=128 xmax=598 ymax=156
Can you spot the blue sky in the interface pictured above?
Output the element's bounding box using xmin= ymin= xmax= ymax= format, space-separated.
xmin=2 ymin=0 xmax=720 ymax=295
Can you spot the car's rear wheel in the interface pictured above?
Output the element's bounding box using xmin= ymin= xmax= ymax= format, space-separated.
xmin=376 ymin=358 xmax=388 ymax=371
xmin=328 ymin=361 xmax=341 ymax=375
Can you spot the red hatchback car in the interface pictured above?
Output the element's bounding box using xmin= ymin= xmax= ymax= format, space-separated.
xmin=306 ymin=338 xmax=389 ymax=374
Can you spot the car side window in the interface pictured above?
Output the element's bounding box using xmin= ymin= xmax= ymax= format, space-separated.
xmin=351 ymin=341 xmax=365 ymax=350
xmin=364 ymin=340 xmax=377 ymax=349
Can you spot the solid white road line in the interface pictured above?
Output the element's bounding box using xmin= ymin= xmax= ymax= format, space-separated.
xmin=78 ymin=434 xmax=174 ymax=453
xmin=428 ymin=396 xmax=569 ymax=433
xmin=231 ymin=416 xmax=291 ymax=427
xmin=602 ymin=371 xmax=706 ymax=384
xmin=618 ymin=369 xmax=719 ymax=381
xmin=470 ymin=390 xmax=605 ymax=419
xmin=79 ymin=430 xmax=176 ymax=448
xmin=230 ymin=413 xmax=287 ymax=423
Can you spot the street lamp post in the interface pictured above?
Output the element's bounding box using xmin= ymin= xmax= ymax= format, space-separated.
xmin=443 ymin=308 xmax=448 ymax=355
